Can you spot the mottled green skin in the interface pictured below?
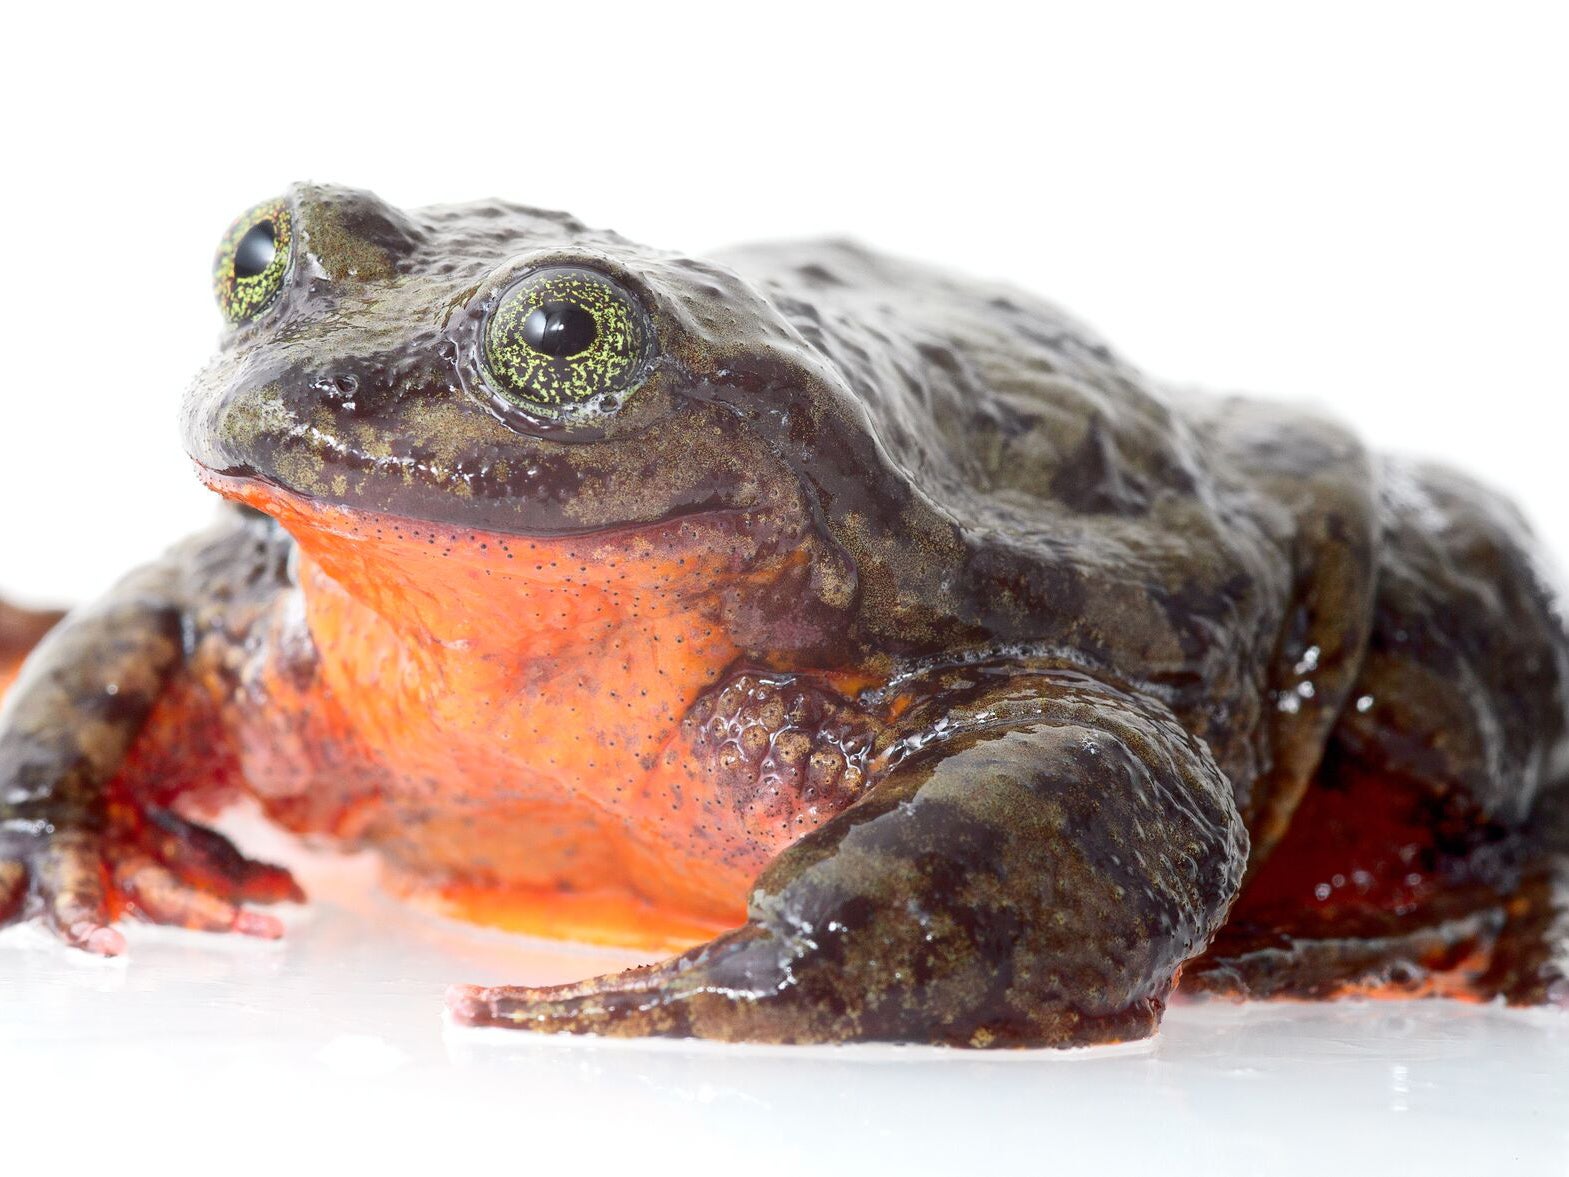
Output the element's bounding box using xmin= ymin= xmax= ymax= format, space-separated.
xmin=3 ymin=185 xmax=1567 ymax=1045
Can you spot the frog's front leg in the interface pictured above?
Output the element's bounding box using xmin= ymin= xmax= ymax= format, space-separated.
xmin=450 ymin=671 xmax=1247 ymax=1048
xmin=0 ymin=520 xmax=303 ymax=953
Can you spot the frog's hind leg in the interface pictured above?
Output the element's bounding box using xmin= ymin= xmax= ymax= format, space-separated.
xmin=1188 ymin=458 xmax=1569 ymax=1007
xmin=449 ymin=674 xmax=1248 ymax=1048
xmin=1183 ymin=749 xmax=1568 ymax=1004
xmin=1182 ymin=870 xmax=1567 ymax=1006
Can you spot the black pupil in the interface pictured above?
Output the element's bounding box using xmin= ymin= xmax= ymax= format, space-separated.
xmin=233 ymin=221 xmax=277 ymax=280
xmin=521 ymin=301 xmax=597 ymax=357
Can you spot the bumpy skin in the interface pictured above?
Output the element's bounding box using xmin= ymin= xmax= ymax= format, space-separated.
xmin=1 ymin=184 xmax=1565 ymax=1047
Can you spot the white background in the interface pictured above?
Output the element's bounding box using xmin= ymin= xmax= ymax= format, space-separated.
xmin=1 ymin=3 xmax=1566 ymax=1174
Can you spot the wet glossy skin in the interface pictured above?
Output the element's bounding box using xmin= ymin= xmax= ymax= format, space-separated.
xmin=1 ymin=185 xmax=1565 ymax=1047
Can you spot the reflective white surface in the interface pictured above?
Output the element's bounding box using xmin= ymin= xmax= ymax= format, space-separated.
xmin=1 ymin=815 xmax=1565 ymax=1175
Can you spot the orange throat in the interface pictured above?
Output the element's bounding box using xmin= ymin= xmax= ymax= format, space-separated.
xmin=197 ymin=471 xmax=815 ymax=950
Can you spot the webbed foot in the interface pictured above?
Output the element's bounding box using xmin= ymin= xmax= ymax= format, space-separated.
xmin=0 ymin=807 xmax=304 ymax=955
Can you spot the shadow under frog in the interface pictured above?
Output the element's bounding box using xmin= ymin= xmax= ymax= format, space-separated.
xmin=1 ymin=185 xmax=1565 ymax=1047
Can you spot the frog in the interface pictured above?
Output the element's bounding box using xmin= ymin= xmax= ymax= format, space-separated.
xmin=1 ymin=184 xmax=1565 ymax=1048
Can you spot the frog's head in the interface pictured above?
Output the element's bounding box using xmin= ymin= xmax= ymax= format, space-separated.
xmin=183 ymin=184 xmax=942 ymax=653
xmin=183 ymin=183 xmax=872 ymax=541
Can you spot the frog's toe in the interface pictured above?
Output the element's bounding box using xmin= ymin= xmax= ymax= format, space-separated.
xmin=112 ymin=853 xmax=284 ymax=938
xmin=143 ymin=808 xmax=305 ymax=906
xmin=32 ymin=832 xmax=125 ymax=955
xmin=4 ymin=811 xmax=299 ymax=953
xmin=445 ymin=925 xmax=794 ymax=1039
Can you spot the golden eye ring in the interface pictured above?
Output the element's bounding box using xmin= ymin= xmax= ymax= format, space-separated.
xmin=480 ymin=266 xmax=654 ymax=415
xmin=213 ymin=199 xmax=292 ymax=324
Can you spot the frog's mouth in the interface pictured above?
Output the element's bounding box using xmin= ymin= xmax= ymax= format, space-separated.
xmin=195 ymin=464 xmax=780 ymax=556
xmin=182 ymin=358 xmax=788 ymax=542
xmin=195 ymin=465 xmax=845 ymax=656
xmin=192 ymin=456 xmax=749 ymax=544
xmin=183 ymin=320 xmax=858 ymax=649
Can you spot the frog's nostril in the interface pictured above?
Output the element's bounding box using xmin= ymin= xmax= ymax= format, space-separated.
xmin=309 ymin=373 xmax=361 ymax=405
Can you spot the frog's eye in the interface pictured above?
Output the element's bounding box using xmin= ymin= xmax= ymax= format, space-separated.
xmin=213 ymin=200 xmax=293 ymax=324
xmin=481 ymin=267 xmax=653 ymax=415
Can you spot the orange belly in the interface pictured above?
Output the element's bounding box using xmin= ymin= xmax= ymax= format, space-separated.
xmin=193 ymin=476 xmax=848 ymax=951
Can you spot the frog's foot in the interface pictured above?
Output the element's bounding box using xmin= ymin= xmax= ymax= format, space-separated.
xmin=0 ymin=808 xmax=304 ymax=955
xmin=1183 ymin=861 xmax=1568 ymax=1006
xmin=447 ymin=913 xmax=1168 ymax=1048
xmin=450 ymin=676 xmax=1247 ymax=1047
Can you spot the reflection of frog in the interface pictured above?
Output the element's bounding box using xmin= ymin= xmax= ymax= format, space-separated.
xmin=1 ymin=185 xmax=1564 ymax=1047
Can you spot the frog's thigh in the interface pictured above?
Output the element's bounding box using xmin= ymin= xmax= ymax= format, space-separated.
xmin=1182 ymin=748 xmax=1550 ymax=1002
xmin=1355 ymin=464 xmax=1569 ymax=818
xmin=449 ymin=687 xmax=1246 ymax=1048
xmin=1185 ymin=785 xmax=1566 ymax=1004
xmin=1187 ymin=460 xmax=1569 ymax=1004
